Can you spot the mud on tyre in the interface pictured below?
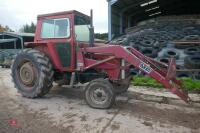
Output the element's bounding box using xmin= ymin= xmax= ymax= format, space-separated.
xmin=11 ymin=49 xmax=54 ymax=98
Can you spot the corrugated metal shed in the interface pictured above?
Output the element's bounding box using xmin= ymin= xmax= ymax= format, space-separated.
xmin=107 ymin=0 xmax=200 ymax=40
xmin=0 ymin=32 xmax=34 ymax=49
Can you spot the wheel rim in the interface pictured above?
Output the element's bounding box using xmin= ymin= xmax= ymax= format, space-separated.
xmin=18 ymin=62 xmax=37 ymax=86
xmin=91 ymin=87 xmax=108 ymax=104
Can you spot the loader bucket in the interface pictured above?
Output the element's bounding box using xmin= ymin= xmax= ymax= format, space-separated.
xmin=166 ymin=59 xmax=190 ymax=103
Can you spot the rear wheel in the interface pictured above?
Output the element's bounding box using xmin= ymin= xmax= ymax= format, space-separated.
xmin=85 ymin=79 xmax=115 ymax=109
xmin=11 ymin=49 xmax=54 ymax=98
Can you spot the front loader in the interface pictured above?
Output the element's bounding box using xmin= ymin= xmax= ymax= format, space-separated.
xmin=11 ymin=10 xmax=190 ymax=109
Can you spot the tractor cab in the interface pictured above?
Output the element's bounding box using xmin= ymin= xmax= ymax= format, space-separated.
xmin=27 ymin=11 xmax=93 ymax=71
xmin=35 ymin=10 xmax=91 ymax=44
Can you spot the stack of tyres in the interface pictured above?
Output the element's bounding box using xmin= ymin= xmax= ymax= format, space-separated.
xmin=111 ymin=18 xmax=200 ymax=79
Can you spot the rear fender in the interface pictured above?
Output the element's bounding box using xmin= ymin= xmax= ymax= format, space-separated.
xmin=24 ymin=42 xmax=61 ymax=71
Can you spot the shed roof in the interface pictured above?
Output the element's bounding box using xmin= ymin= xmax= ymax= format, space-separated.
xmin=0 ymin=32 xmax=34 ymax=37
xmin=0 ymin=39 xmax=18 ymax=43
xmin=111 ymin=0 xmax=200 ymax=22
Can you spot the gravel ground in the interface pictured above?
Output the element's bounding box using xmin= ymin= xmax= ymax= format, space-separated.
xmin=0 ymin=68 xmax=200 ymax=133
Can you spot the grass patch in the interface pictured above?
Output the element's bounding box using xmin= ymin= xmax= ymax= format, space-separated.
xmin=132 ymin=76 xmax=163 ymax=89
xmin=132 ymin=76 xmax=200 ymax=91
xmin=181 ymin=78 xmax=200 ymax=91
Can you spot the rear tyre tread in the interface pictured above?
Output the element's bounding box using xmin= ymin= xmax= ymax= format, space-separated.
xmin=11 ymin=49 xmax=54 ymax=98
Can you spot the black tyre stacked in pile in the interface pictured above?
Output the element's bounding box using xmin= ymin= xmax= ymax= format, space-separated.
xmin=111 ymin=17 xmax=200 ymax=79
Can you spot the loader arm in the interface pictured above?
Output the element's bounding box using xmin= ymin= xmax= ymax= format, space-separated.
xmin=78 ymin=45 xmax=190 ymax=103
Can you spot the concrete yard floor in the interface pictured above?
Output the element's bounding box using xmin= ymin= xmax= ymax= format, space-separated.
xmin=0 ymin=68 xmax=200 ymax=133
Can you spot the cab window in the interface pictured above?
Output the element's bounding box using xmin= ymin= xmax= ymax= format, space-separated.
xmin=41 ymin=18 xmax=70 ymax=38
xmin=74 ymin=15 xmax=90 ymax=42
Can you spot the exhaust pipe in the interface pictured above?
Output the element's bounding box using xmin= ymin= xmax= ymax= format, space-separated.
xmin=89 ymin=9 xmax=94 ymax=47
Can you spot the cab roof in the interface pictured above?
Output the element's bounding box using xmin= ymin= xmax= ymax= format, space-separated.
xmin=37 ymin=10 xmax=90 ymax=19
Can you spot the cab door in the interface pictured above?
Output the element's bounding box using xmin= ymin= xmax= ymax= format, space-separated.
xmin=39 ymin=16 xmax=74 ymax=71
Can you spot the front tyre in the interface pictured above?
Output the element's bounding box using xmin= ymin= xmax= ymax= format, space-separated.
xmin=11 ymin=49 xmax=54 ymax=98
xmin=85 ymin=79 xmax=115 ymax=109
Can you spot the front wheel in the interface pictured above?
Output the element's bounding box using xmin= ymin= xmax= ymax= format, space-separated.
xmin=85 ymin=79 xmax=115 ymax=109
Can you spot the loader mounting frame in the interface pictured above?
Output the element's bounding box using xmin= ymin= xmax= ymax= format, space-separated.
xmin=77 ymin=45 xmax=190 ymax=103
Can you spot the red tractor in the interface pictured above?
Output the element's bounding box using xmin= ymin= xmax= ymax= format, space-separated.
xmin=11 ymin=10 xmax=190 ymax=109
